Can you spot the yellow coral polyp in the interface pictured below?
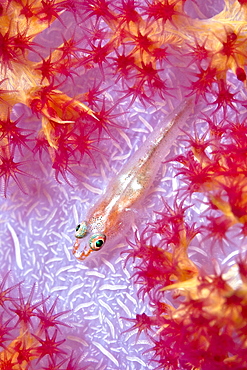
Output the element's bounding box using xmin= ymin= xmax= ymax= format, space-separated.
xmin=159 ymin=265 xmax=247 ymax=358
xmin=0 ymin=330 xmax=39 ymax=370
xmin=180 ymin=0 xmax=247 ymax=79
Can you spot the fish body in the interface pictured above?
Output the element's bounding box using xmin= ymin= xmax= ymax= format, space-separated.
xmin=72 ymin=98 xmax=195 ymax=261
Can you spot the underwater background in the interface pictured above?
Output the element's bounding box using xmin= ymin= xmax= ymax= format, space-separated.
xmin=1 ymin=1 xmax=247 ymax=369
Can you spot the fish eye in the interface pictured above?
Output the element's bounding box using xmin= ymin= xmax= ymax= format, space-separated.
xmin=75 ymin=221 xmax=88 ymax=238
xmin=89 ymin=233 xmax=106 ymax=251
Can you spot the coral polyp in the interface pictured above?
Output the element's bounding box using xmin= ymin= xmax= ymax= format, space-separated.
xmin=0 ymin=272 xmax=81 ymax=370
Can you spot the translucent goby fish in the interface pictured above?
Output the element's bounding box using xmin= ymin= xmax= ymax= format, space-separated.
xmin=72 ymin=98 xmax=196 ymax=261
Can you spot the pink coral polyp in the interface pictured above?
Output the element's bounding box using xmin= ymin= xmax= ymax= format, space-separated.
xmin=0 ymin=273 xmax=81 ymax=369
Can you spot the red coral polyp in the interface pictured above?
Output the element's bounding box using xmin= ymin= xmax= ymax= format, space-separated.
xmin=0 ymin=152 xmax=31 ymax=197
xmin=0 ymin=273 xmax=81 ymax=369
xmin=9 ymin=284 xmax=46 ymax=327
xmin=33 ymin=329 xmax=66 ymax=361
xmin=210 ymin=79 xmax=242 ymax=116
xmin=143 ymin=0 xmax=183 ymax=28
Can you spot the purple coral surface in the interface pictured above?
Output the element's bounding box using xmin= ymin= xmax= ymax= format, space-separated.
xmin=1 ymin=0 xmax=247 ymax=369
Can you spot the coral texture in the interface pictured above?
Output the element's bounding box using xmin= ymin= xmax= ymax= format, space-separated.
xmin=1 ymin=0 xmax=247 ymax=369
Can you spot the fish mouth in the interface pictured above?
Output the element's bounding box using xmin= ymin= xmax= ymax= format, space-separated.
xmin=72 ymin=239 xmax=92 ymax=261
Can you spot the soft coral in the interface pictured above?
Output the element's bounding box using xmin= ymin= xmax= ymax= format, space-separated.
xmin=0 ymin=110 xmax=32 ymax=154
xmin=33 ymin=329 xmax=66 ymax=361
xmin=0 ymin=151 xmax=31 ymax=197
xmin=36 ymin=297 xmax=71 ymax=333
xmin=9 ymin=284 xmax=47 ymax=328
xmin=0 ymin=273 xmax=83 ymax=368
